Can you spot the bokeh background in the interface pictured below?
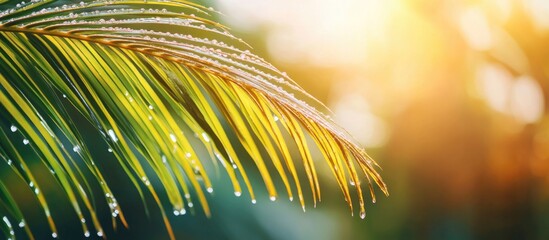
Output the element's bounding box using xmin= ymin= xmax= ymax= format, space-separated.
xmin=209 ymin=0 xmax=549 ymax=239
xmin=3 ymin=0 xmax=548 ymax=239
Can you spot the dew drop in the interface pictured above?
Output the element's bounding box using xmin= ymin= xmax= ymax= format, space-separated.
xmin=10 ymin=125 xmax=17 ymax=132
xmin=234 ymin=191 xmax=241 ymax=197
xmin=148 ymin=105 xmax=153 ymax=110
xmin=180 ymin=209 xmax=186 ymax=215
xmin=84 ymin=231 xmax=90 ymax=237
xmin=80 ymin=218 xmax=86 ymax=223
xmin=97 ymin=231 xmax=103 ymax=237
xmin=188 ymin=202 xmax=193 ymax=208
xmin=201 ymin=132 xmax=210 ymax=142
xmin=107 ymin=129 xmax=118 ymax=142
xmin=289 ymin=196 xmax=293 ymax=201
xmin=108 ymin=148 xmax=113 ymax=152
xmin=169 ymin=133 xmax=177 ymax=142
xmin=273 ymin=115 xmax=279 ymax=122
xmin=18 ymin=220 xmax=24 ymax=228
xmin=207 ymin=187 xmax=213 ymax=193
xmin=173 ymin=210 xmax=180 ymax=216
xmin=52 ymin=232 xmax=58 ymax=238
xmin=251 ymin=199 xmax=257 ymax=204
xmin=270 ymin=196 xmax=276 ymax=201
xmin=360 ymin=211 xmax=366 ymax=219
xmin=73 ymin=145 xmax=80 ymax=152
xmin=23 ymin=139 xmax=29 ymax=145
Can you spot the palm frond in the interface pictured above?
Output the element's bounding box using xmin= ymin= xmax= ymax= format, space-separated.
xmin=0 ymin=0 xmax=387 ymax=239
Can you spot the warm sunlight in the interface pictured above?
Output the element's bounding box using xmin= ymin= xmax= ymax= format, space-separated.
xmin=217 ymin=0 xmax=549 ymax=239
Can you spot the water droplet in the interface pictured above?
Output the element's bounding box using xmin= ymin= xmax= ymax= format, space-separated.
xmin=10 ymin=125 xmax=17 ymax=132
xmin=148 ymin=105 xmax=153 ymax=110
xmin=188 ymin=202 xmax=193 ymax=208
xmin=350 ymin=180 xmax=355 ymax=186
xmin=18 ymin=220 xmax=24 ymax=228
xmin=234 ymin=191 xmax=241 ymax=197
xmin=179 ymin=209 xmax=186 ymax=215
xmin=270 ymin=196 xmax=276 ymax=201
xmin=34 ymin=188 xmax=39 ymax=194
xmin=84 ymin=231 xmax=90 ymax=237
xmin=273 ymin=115 xmax=279 ymax=122
xmin=107 ymin=129 xmax=118 ymax=142
xmin=52 ymin=232 xmax=58 ymax=238
xmin=207 ymin=187 xmax=213 ymax=193
xmin=173 ymin=210 xmax=180 ymax=216
xmin=360 ymin=211 xmax=366 ymax=219
xmin=251 ymin=199 xmax=257 ymax=204
xmin=80 ymin=218 xmax=85 ymax=223
xmin=170 ymin=134 xmax=177 ymax=142
xmin=97 ymin=231 xmax=103 ymax=237
xmin=23 ymin=139 xmax=29 ymax=145
xmin=108 ymin=148 xmax=113 ymax=152
xmin=289 ymin=196 xmax=293 ymax=201
xmin=201 ymin=132 xmax=210 ymax=142
xmin=185 ymin=152 xmax=191 ymax=158
xmin=73 ymin=145 xmax=80 ymax=152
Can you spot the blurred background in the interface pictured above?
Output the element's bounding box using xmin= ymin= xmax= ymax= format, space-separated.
xmin=3 ymin=0 xmax=548 ymax=239
xmin=208 ymin=0 xmax=549 ymax=239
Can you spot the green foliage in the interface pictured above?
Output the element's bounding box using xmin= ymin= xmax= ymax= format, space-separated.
xmin=0 ymin=0 xmax=387 ymax=239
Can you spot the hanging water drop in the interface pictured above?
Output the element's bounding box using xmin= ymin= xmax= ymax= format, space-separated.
xmin=23 ymin=139 xmax=29 ymax=145
xmin=360 ymin=211 xmax=366 ymax=219
xmin=234 ymin=191 xmax=241 ymax=197
xmin=170 ymin=133 xmax=177 ymax=142
xmin=207 ymin=187 xmax=213 ymax=193
xmin=97 ymin=231 xmax=103 ymax=237
xmin=251 ymin=199 xmax=257 ymax=204
xmin=270 ymin=196 xmax=276 ymax=201
xmin=52 ymin=232 xmax=58 ymax=238
xmin=10 ymin=125 xmax=17 ymax=132
xmin=84 ymin=231 xmax=90 ymax=237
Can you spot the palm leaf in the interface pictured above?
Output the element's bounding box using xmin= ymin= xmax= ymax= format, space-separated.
xmin=0 ymin=0 xmax=387 ymax=239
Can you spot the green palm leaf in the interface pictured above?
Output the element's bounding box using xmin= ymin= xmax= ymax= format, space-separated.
xmin=0 ymin=0 xmax=387 ymax=239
